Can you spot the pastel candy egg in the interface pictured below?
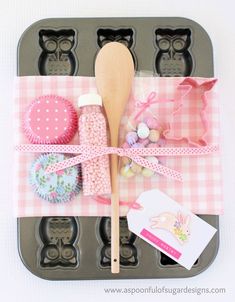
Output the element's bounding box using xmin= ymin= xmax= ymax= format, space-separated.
xmin=137 ymin=122 xmax=150 ymax=139
xmin=148 ymin=139 xmax=166 ymax=148
xmin=120 ymin=166 xmax=135 ymax=178
xmin=146 ymin=117 xmax=159 ymax=129
xmin=148 ymin=129 xmax=160 ymax=143
xmin=122 ymin=142 xmax=130 ymax=149
xmin=146 ymin=156 xmax=159 ymax=164
xmin=147 ymin=143 xmax=159 ymax=148
xmin=121 ymin=156 xmax=131 ymax=166
xmin=126 ymin=131 xmax=138 ymax=146
xmin=132 ymin=142 xmax=143 ymax=148
xmin=156 ymin=138 xmax=166 ymax=147
xmin=142 ymin=168 xmax=155 ymax=177
xmin=130 ymin=162 xmax=142 ymax=174
xmin=138 ymin=138 xmax=150 ymax=146
xmin=142 ymin=156 xmax=159 ymax=177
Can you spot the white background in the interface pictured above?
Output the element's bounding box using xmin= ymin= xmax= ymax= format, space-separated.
xmin=0 ymin=1 xmax=235 ymax=301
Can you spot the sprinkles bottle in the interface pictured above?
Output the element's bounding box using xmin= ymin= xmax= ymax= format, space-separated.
xmin=78 ymin=93 xmax=111 ymax=196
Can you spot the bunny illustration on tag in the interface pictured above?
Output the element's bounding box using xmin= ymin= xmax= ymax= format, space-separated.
xmin=150 ymin=211 xmax=191 ymax=245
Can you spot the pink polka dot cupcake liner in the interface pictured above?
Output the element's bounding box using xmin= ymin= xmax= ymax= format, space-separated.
xmin=23 ymin=95 xmax=78 ymax=144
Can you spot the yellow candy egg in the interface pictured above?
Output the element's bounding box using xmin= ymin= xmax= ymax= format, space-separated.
xmin=130 ymin=162 xmax=142 ymax=174
xmin=142 ymin=156 xmax=158 ymax=177
xmin=142 ymin=168 xmax=155 ymax=177
xmin=120 ymin=166 xmax=135 ymax=178
xmin=148 ymin=129 xmax=160 ymax=143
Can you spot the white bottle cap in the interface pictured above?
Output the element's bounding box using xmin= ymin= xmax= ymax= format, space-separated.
xmin=78 ymin=93 xmax=102 ymax=107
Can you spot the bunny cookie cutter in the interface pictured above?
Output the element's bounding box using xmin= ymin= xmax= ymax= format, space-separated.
xmin=163 ymin=78 xmax=217 ymax=147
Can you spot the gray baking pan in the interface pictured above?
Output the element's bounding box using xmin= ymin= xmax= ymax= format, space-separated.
xmin=17 ymin=17 xmax=219 ymax=280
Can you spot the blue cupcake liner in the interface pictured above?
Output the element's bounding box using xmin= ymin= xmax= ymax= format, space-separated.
xmin=30 ymin=153 xmax=82 ymax=203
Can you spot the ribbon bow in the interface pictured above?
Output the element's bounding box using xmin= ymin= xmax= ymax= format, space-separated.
xmin=16 ymin=144 xmax=219 ymax=182
xmin=134 ymin=91 xmax=173 ymax=120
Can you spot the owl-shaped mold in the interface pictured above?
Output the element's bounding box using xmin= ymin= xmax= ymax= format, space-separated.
xmin=39 ymin=217 xmax=79 ymax=268
xmin=155 ymin=28 xmax=193 ymax=77
xmin=38 ymin=29 xmax=78 ymax=75
xmin=99 ymin=217 xmax=138 ymax=267
xmin=97 ymin=28 xmax=137 ymax=69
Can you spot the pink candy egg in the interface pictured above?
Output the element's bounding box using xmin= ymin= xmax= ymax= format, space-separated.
xmin=145 ymin=117 xmax=160 ymax=129
xmin=138 ymin=138 xmax=150 ymax=146
xmin=147 ymin=139 xmax=166 ymax=148
xmin=147 ymin=143 xmax=159 ymax=148
xmin=122 ymin=142 xmax=130 ymax=149
xmin=156 ymin=138 xmax=166 ymax=147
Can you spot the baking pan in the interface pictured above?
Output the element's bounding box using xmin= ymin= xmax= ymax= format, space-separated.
xmin=17 ymin=17 xmax=219 ymax=280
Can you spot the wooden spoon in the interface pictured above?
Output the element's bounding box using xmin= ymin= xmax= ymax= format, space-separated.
xmin=95 ymin=42 xmax=134 ymax=273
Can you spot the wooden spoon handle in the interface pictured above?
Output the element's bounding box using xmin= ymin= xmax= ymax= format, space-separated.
xmin=110 ymin=153 xmax=120 ymax=273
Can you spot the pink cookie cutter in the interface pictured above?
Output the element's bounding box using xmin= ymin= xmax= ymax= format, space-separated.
xmin=163 ymin=78 xmax=217 ymax=147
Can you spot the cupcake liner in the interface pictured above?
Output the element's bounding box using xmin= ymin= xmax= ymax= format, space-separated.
xmin=30 ymin=153 xmax=82 ymax=203
xmin=23 ymin=95 xmax=78 ymax=144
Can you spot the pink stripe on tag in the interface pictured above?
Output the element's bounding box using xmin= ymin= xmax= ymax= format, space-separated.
xmin=140 ymin=228 xmax=182 ymax=259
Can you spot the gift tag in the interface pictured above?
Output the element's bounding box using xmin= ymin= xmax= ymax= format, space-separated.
xmin=127 ymin=189 xmax=217 ymax=270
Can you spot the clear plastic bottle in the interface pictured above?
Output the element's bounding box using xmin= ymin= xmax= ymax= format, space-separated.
xmin=78 ymin=93 xmax=111 ymax=196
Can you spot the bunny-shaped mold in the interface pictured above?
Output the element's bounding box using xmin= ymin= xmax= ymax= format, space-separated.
xmin=150 ymin=211 xmax=191 ymax=245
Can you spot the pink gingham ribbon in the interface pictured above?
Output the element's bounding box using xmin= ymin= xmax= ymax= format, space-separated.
xmin=15 ymin=144 xmax=219 ymax=182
